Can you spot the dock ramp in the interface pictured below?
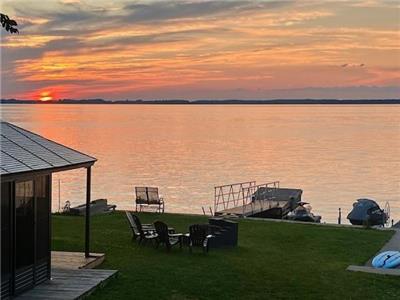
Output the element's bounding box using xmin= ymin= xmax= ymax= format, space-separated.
xmin=214 ymin=181 xmax=302 ymax=218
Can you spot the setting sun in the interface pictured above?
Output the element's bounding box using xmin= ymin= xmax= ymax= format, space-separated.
xmin=39 ymin=91 xmax=53 ymax=101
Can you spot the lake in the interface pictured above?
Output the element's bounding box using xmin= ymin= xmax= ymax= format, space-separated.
xmin=1 ymin=104 xmax=399 ymax=224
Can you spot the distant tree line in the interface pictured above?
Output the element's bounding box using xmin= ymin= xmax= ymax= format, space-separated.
xmin=1 ymin=99 xmax=400 ymax=105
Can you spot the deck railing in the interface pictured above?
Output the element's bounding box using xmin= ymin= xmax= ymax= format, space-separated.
xmin=214 ymin=181 xmax=256 ymax=214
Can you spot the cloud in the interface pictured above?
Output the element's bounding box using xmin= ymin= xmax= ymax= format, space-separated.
xmin=340 ymin=63 xmax=366 ymax=68
xmin=1 ymin=0 xmax=399 ymax=100
xmin=122 ymin=1 xmax=294 ymax=23
xmin=348 ymin=0 xmax=400 ymax=8
xmin=123 ymin=1 xmax=242 ymax=22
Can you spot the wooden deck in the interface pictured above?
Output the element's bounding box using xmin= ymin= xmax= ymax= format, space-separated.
xmin=52 ymin=251 xmax=106 ymax=269
xmin=15 ymin=252 xmax=117 ymax=300
xmin=16 ymin=268 xmax=117 ymax=300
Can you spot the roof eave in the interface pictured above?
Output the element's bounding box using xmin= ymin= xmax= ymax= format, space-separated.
xmin=0 ymin=160 xmax=96 ymax=181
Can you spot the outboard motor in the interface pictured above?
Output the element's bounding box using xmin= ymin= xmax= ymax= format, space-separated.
xmin=347 ymin=198 xmax=387 ymax=226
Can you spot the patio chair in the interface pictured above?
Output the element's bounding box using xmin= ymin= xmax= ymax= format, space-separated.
xmin=188 ymin=224 xmax=215 ymax=253
xmin=135 ymin=187 xmax=165 ymax=213
xmin=154 ymin=221 xmax=183 ymax=251
xmin=125 ymin=211 xmax=158 ymax=244
xmin=134 ymin=213 xmax=175 ymax=234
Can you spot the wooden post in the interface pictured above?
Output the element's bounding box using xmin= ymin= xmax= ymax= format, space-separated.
xmin=58 ymin=179 xmax=61 ymax=213
xmin=85 ymin=166 xmax=91 ymax=258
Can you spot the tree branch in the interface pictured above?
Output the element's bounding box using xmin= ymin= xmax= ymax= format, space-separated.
xmin=1 ymin=13 xmax=19 ymax=34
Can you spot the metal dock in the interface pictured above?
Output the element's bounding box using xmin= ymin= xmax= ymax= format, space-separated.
xmin=214 ymin=181 xmax=302 ymax=218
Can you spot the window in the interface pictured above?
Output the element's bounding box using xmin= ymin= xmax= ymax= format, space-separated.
xmin=35 ymin=176 xmax=50 ymax=261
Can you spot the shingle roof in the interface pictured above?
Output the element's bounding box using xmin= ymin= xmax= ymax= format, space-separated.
xmin=1 ymin=121 xmax=96 ymax=176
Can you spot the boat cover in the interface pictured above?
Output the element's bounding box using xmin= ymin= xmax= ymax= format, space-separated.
xmin=347 ymin=198 xmax=382 ymax=222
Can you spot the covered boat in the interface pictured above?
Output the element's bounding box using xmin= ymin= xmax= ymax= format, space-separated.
xmin=347 ymin=198 xmax=388 ymax=226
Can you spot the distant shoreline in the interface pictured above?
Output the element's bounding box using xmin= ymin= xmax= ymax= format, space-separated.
xmin=1 ymin=99 xmax=400 ymax=105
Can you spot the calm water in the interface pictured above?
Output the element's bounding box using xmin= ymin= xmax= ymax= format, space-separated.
xmin=1 ymin=104 xmax=399 ymax=223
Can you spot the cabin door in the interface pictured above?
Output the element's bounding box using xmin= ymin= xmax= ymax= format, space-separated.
xmin=34 ymin=175 xmax=51 ymax=284
xmin=14 ymin=180 xmax=35 ymax=294
xmin=1 ymin=182 xmax=12 ymax=298
xmin=13 ymin=176 xmax=51 ymax=295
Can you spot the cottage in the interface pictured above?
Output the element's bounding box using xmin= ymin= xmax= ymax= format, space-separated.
xmin=1 ymin=121 xmax=96 ymax=297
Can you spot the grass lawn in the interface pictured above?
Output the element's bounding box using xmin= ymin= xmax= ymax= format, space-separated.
xmin=52 ymin=212 xmax=400 ymax=300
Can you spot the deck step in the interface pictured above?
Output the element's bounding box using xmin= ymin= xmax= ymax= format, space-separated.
xmin=15 ymin=268 xmax=117 ymax=300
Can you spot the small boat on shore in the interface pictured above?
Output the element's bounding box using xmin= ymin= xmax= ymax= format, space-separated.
xmin=347 ymin=198 xmax=389 ymax=226
xmin=68 ymin=198 xmax=116 ymax=216
xmin=285 ymin=202 xmax=321 ymax=223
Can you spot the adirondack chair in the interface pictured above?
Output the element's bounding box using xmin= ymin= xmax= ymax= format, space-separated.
xmin=135 ymin=187 xmax=165 ymax=213
xmin=188 ymin=224 xmax=215 ymax=253
xmin=153 ymin=221 xmax=182 ymax=251
xmin=125 ymin=211 xmax=158 ymax=244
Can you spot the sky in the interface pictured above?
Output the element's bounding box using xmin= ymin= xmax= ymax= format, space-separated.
xmin=1 ymin=0 xmax=399 ymax=100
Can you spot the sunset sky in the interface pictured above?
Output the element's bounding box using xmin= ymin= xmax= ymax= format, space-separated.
xmin=1 ymin=0 xmax=399 ymax=100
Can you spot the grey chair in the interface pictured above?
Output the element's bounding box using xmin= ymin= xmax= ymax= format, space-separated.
xmin=135 ymin=187 xmax=165 ymax=213
xmin=125 ymin=211 xmax=157 ymax=244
